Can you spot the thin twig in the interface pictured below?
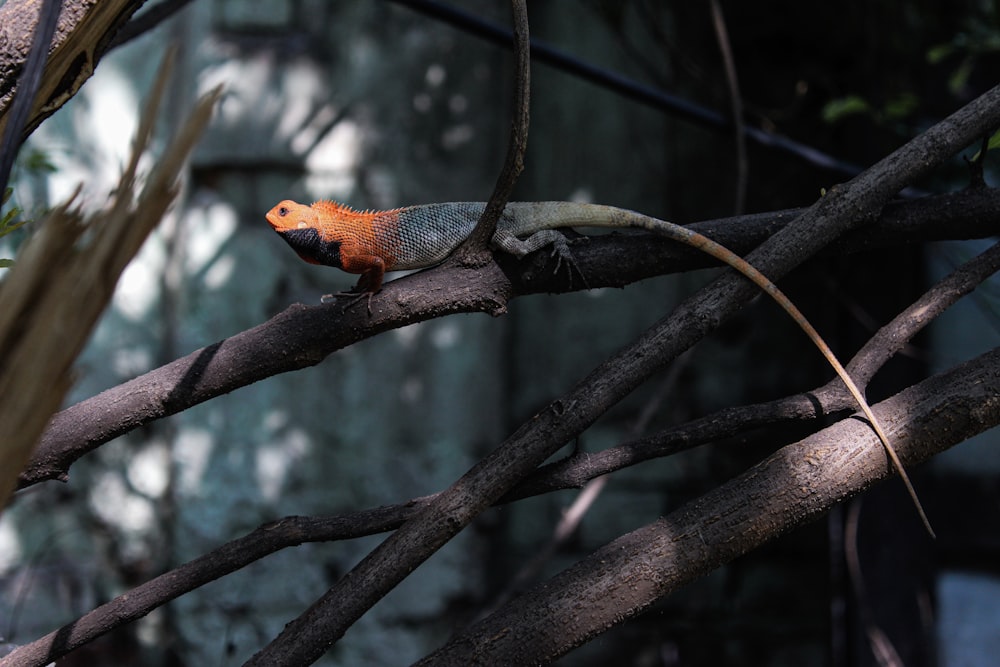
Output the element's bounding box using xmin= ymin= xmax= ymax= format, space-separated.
xmin=838 ymin=240 xmax=1000 ymax=388
xmin=388 ymin=0 xmax=867 ymax=178
xmin=709 ymin=0 xmax=747 ymax=213
xmin=0 ymin=508 xmax=410 ymax=667
xmin=453 ymin=0 xmax=530 ymax=263
xmin=845 ymin=500 xmax=905 ymax=667
xmin=109 ymin=0 xmax=196 ymax=49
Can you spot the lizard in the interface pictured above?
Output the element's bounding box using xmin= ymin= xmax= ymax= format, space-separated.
xmin=265 ymin=198 xmax=934 ymax=537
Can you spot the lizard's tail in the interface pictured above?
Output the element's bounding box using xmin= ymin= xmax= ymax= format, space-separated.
xmin=527 ymin=201 xmax=935 ymax=537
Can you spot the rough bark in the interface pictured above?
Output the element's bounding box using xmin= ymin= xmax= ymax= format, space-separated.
xmin=417 ymin=348 xmax=1000 ymax=665
xmin=0 ymin=0 xmax=144 ymax=141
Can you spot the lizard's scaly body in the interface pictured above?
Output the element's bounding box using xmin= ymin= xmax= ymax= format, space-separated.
xmin=266 ymin=201 xmax=655 ymax=284
xmin=265 ymin=199 xmax=932 ymax=536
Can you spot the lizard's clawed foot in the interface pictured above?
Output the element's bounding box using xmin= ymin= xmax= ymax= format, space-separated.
xmin=549 ymin=238 xmax=590 ymax=290
xmin=321 ymin=290 xmax=376 ymax=315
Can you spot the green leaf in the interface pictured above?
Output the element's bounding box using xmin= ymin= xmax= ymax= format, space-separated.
xmin=0 ymin=186 xmax=29 ymax=239
xmin=970 ymin=128 xmax=1000 ymax=162
xmin=948 ymin=56 xmax=975 ymax=95
xmin=926 ymin=43 xmax=954 ymax=64
xmin=989 ymin=130 xmax=1000 ymax=152
xmin=0 ymin=218 xmax=27 ymax=238
xmin=883 ymin=93 xmax=918 ymax=121
xmin=0 ymin=259 xmax=14 ymax=268
xmin=20 ymin=148 xmax=55 ymax=174
xmin=821 ymin=95 xmax=871 ymax=124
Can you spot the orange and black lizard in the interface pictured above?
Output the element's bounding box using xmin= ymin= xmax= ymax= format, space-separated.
xmin=265 ymin=198 xmax=933 ymax=535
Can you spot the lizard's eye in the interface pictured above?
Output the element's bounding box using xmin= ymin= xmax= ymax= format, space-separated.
xmin=297 ymin=221 xmax=308 ymax=229
xmin=278 ymin=207 xmax=289 ymax=216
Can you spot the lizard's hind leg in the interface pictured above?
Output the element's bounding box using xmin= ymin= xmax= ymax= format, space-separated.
xmin=493 ymin=228 xmax=589 ymax=289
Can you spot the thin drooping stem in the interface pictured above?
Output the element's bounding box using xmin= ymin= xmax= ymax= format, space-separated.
xmin=455 ymin=0 xmax=530 ymax=262
xmin=709 ymin=0 xmax=747 ymax=213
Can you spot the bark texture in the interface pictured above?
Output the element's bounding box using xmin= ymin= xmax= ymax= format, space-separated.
xmin=0 ymin=0 xmax=144 ymax=140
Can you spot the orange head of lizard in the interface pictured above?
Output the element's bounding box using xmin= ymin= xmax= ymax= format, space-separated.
xmin=265 ymin=200 xmax=317 ymax=232
xmin=265 ymin=199 xmax=337 ymax=267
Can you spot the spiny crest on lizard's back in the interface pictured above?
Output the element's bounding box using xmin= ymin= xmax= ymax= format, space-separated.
xmin=312 ymin=200 xmax=404 ymax=221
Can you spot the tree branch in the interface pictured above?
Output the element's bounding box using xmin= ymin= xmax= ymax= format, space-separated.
xmin=7 ymin=338 xmax=999 ymax=667
xmin=417 ymin=346 xmax=1000 ymax=665
xmin=512 ymin=237 xmax=1000 ymax=500
xmin=388 ymin=0 xmax=869 ymax=179
xmin=452 ymin=0 xmax=530 ymax=266
xmin=0 ymin=507 xmax=415 ymax=667
xmin=17 ymin=187 xmax=1000 ymax=492
xmin=6 ymin=232 xmax=999 ymax=662
xmin=0 ymin=54 xmax=219 ymax=509
xmin=0 ymin=0 xmax=62 ymax=194
xmin=242 ymin=85 xmax=1000 ymax=663
xmin=839 ymin=239 xmax=1000 ymax=387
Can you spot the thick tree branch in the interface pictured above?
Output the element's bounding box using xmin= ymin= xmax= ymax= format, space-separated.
xmin=244 ymin=85 xmax=1000 ymax=663
xmin=513 ymin=238 xmax=1000 ymax=499
xmin=6 ymin=340 xmax=999 ymax=667
xmin=418 ymin=347 xmax=1000 ymax=665
xmin=507 ymin=187 xmax=1000 ymax=293
xmin=17 ymin=187 xmax=1000 ymax=491
xmin=7 ymin=229 xmax=998 ymax=663
xmin=0 ymin=506 xmax=413 ymax=667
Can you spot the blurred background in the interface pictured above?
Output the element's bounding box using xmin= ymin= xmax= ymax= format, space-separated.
xmin=1 ymin=1 xmax=999 ymax=664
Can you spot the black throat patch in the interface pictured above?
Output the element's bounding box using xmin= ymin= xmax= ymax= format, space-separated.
xmin=278 ymin=228 xmax=343 ymax=268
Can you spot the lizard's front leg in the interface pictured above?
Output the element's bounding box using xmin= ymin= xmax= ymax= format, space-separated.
xmin=322 ymin=256 xmax=385 ymax=313
xmin=350 ymin=259 xmax=386 ymax=294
